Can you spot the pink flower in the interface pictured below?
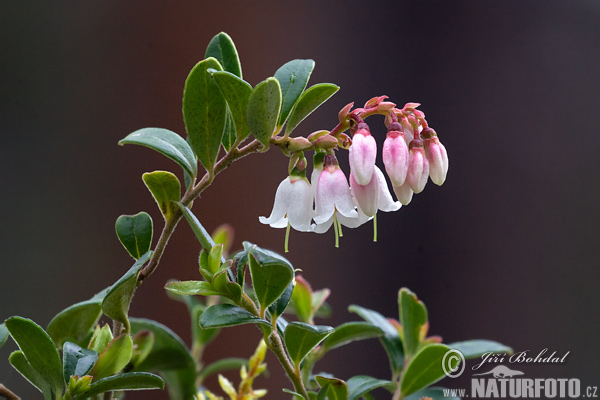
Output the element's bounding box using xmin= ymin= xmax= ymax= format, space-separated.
xmin=259 ymin=175 xmax=314 ymax=232
xmin=350 ymin=166 xmax=401 ymax=217
xmin=382 ymin=122 xmax=409 ymax=187
xmin=422 ymin=127 xmax=448 ymax=186
xmin=348 ymin=123 xmax=377 ymax=186
xmin=392 ymin=181 xmax=414 ymax=205
xmin=406 ymin=139 xmax=429 ymax=194
xmin=313 ymin=156 xmax=357 ymax=226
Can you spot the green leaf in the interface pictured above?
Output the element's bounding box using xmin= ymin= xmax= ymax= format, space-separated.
xmin=115 ymin=212 xmax=153 ymax=260
xmin=0 ymin=323 xmax=9 ymax=348
xmin=404 ymin=386 xmax=461 ymax=400
xmin=249 ymin=252 xmax=294 ymax=313
xmin=347 ymin=375 xmax=396 ymax=400
xmin=399 ymin=288 xmax=428 ymax=357
xmin=88 ymin=324 xmax=113 ymax=355
xmin=119 ymin=127 xmax=197 ymax=178
xmin=130 ymin=318 xmax=195 ymax=400
xmin=199 ymin=304 xmax=271 ymax=331
xmin=73 ymin=372 xmax=164 ymax=399
xmin=349 ymin=305 xmax=404 ymax=374
xmin=47 ymin=295 xmax=105 ymax=349
xmin=321 ymin=322 xmax=384 ymax=352
xmin=315 ymin=376 xmax=348 ymax=400
xmin=62 ymin=342 xmax=97 ymax=384
xmin=90 ymin=333 xmax=133 ymax=381
xmin=142 ymin=171 xmax=181 ymax=221
xmin=283 ymin=388 xmax=306 ymax=399
xmin=247 ymin=77 xmax=282 ymax=146
xmin=102 ymin=251 xmax=153 ymax=332
xmin=448 ymin=339 xmax=513 ymax=359
xmin=400 ymin=343 xmax=451 ymax=397
xmin=205 ymin=32 xmax=242 ymax=78
xmin=183 ymin=57 xmax=227 ymax=172
xmin=5 ymin=317 xmax=64 ymax=394
xmin=286 ymin=83 xmax=339 ymax=134
xmin=268 ymin=281 xmax=293 ymax=319
xmin=274 ymin=59 xmax=314 ymax=128
xmin=283 ymin=322 xmax=333 ymax=367
xmin=290 ymin=276 xmax=312 ymax=323
xmin=164 ymin=280 xmax=220 ymax=296
xmin=212 ymin=71 xmax=253 ymax=143
xmin=221 ymin=111 xmax=236 ymax=151
xmin=197 ymin=358 xmax=249 ymax=382
xmin=175 ymin=203 xmax=223 ymax=258
xmin=9 ymin=350 xmax=53 ymax=399
xmin=130 ymin=330 xmax=154 ymax=368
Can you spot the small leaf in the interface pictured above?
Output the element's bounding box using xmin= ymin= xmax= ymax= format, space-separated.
xmin=212 ymin=71 xmax=253 ymax=143
xmin=274 ymin=59 xmax=314 ymax=128
xmin=347 ymin=375 xmax=396 ymax=400
xmin=90 ymin=333 xmax=133 ymax=381
xmin=130 ymin=318 xmax=195 ymax=400
xmin=448 ymin=339 xmax=513 ymax=359
xmin=290 ymin=275 xmax=312 ymax=323
xmin=142 ymin=171 xmax=181 ymax=221
xmin=283 ymin=388 xmax=305 ymax=399
xmin=404 ymin=386 xmax=461 ymax=400
xmin=88 ymin=324 xmax=113 ymax=355
xmin=62 ymin=342 xmax=98 ymax=383
xmin=286 ymin=83 xmax=339 ymax=134
xmin=321 ymin=322 xmax=384 ymax=352
xmin=249 ymin=252 xmax=294 ymax=313
xmin=130 ymin=331 xmax=154 ymax=368
xmin=283 ymin=322 xmax=333 ymax=367
xmin=0 ymin=323 xmax=8 ymax=348
xmin=212 ymin=223 xmax=234 ymax=256
xmin=73 ymin=372 xmax=164 ymax=399
xmin=205 ymin=32 xmax=242 ymax=78
xmin=164 ymin=280 xmax=220 ymax=296
xmin=5 ymin=317 xmax=64 ymax=394
xmin=183 ymin=57 xmax=227 ymax=172
xmin=315 ymin=376 xmax=348 ymax=400
xmin=119 ymin=127 xmax=198 ymax=178
xmin=399 ymin=288 xmax=428 ymax=357
xmin=9 ymin=350 xmax=53 ymax=399
xmin=47 ymin=297 xmax=103 ymax=349
xmin=175 ymin=203 xmax=224 ymax=260
xmin=199 ymin=304 xmax=271 ymax=332
xmin=102 ymin=251 xmax=153 ymax=332
xmin=247 ymin=77 xmax=282 ymax=146
xmin=400 ymin=343 xmax=451 ymax=397
xmin=349 ymin=305 xmax=404 ymax=374
xmin=115 ymin=212 xmax=153 ymax=260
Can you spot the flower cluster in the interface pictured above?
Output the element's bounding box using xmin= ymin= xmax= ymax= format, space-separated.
xmin=260 ymin=97 xmax=448 ymax=250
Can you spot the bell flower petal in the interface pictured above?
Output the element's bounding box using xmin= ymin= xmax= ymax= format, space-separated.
xmin=259 ymin=176 xmax=314 ymax=232
xmin=382 ymin=131 xmax=409 ymax=187
xmin=393 ymin=181 xmax=414 ymax=205
xmin=314 ymin=164 xmax=357 ymax=225
xmin=348 ymin=131 xmax=377 ymax=186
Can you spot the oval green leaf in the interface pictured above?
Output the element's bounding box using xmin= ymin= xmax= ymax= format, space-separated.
xmin=164 ymin=280 xmax=220 ymax=296
xmin=5 ymin=317 xmax=64 ymax=394
xmin=62 ymin=342 xmax=98 ymax=383
xmin=212 ymin=71 xmax=253 ymax=142
xmin=119 ymin=127 xmax=197 ymax=178
xmin=290 ymin=276 xmax=312 ymax=323
xmin=183 ymin=57 xmax=226 ymax=172
xmin=115 ymin=212 xmax=153 ymax=260
xmin=399 ymin=288 xmax=428 ymax=357
xmin=315 ymin=376 xmax=348 ymax=400
xmin=249 ymin=252 xmax=294 ymax=313
xmin=199 ymin=304 xmax=271 ymax=331
xmin=268 ymin=281 xmax=293 ymax=319
xmin=274 ymin=59 xmax=314 ymax=127
xmin=448 ymin=339 xmax=513 ymax=359
xmin=205 ymin=32 xmax=242 ymax=78
xmin=348 ymin=305 xmax=404 ymax=374
xmin=73 ymin=372 xmax=164 ymax=399
xmin=102 ymin=251 xmax=153 ymax=332
xmin=321 ymin=322 xmax=384 ymax=352
xmin=89 ymin=333 xmax=133 ymax=381
xmin=142 ymin=171 xmax=181 ymax=221
xmin=286 ymin=83 xmax=339 ymax=134
xmin=47 ymin=298 xmax=103 ymax=349
xmin=347 ymin=375 xmax=396 ymax=400
xmin=400 ymin=343 xmax=451 ymax=397
xmin=247 ymin=77 xmax=281 ymax=146
xmin=283 ymin=322 xmax=333 ymax=367
xmin=9 ymin=350 xmax=53 ymax=399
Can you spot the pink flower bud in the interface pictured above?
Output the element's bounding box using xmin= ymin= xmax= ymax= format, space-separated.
xmin=348 ymin=123 xmax=377 ymax=186
xmin=393 ymin=181 xmax=414 ymax=205
xmin=382 ymin=122 xmax=409 ymax=187
xmin=314 ymin=156 xmax=357 ymax=225
xmin=406 ymin=139 xmax=429 ymax=193
xmin=350 ymin=166 xmax=401 ymax=217
xmin=422 ymin=128 xmax=448 ymax=186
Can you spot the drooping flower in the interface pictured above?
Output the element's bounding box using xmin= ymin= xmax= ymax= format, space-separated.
xmin=406 ymin=139 xmax=429 ymax=194
xmin=421 ymin=127 xmax=448 ymax=186
xmin=382 ymin=121 xmax=409 ymax=187
xmin=350 ymin=166 xmax=401 ymax=217
xmin=348 ymin=122 xmax=377 ymax=186
xmin=313 ymin=154 xmax=358 ymax=226
xmin=259 ymin=174 xmax=313 ymax=232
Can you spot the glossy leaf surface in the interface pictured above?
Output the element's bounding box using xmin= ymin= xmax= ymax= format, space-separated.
xmin=9 ymin=350 xmax=53 ymax=399
xmin=400 ymin=343 xmax=451 ymax=397
xmin=284 ymin=322 xmax=333 ymax=367
xmin=448 ymin=339 xmax=513 ymax=359
xmin=321 ymin=322 xmax=383 ymax=352
xmin=247 ymin=77 xmax=281 ymax=146
xmin=142 ymin=171 xmax=181 ymax=221
xmin=89 ymin=333 xmax=133 ymax=381
xmin=205 ymin=32 xmax=242 ymax=78
xmin=274 ymin=59 xmax=314 ymax=127
xmin=62 ymin=342 xmax=98 ymax=383
xmin=115 ymin=212 xmax=153 ymax=260
xmin=286 ymin=83 xmax=339 ymax=134
xmin=119 ymin=127 xmax=197 ymax=178
xmin=73 ymin=372 xmax=164 ymax=399
xmin=399 ymin=288 xmax=428 ymax=357
xmin=212 ymin=71 xmax=253 ymax=142
xmin=249 ymin=252 xmax=294 ymax=312
xmin=347 ymin=375 xmax=396 ymax=400
xmin=199 ymin=304 xmax=270 ymax=331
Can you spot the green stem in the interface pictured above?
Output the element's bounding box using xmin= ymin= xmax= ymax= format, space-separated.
xmin=267 ymin=331 xmax=309 ymax=399
xmin=373 ymin=213 xmax=378 ymax=242
xmin=284 ymin=222 xmax=291 ymax=253
xmin=333 ymin=214 xmax=339 ymax=248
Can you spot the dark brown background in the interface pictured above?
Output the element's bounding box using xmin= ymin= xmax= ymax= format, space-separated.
xmin=1 ymin=1 xmax=599 ymax=398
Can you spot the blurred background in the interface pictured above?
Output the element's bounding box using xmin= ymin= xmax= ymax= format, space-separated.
xmin=1 ymin=1 xmax=599 ymax=398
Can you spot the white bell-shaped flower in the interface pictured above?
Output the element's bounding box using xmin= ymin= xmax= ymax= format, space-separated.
xmin=350 ymin=166 xmax=401 ymax=217
xmin=259 ymin=175 xmax=314 ymax=232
